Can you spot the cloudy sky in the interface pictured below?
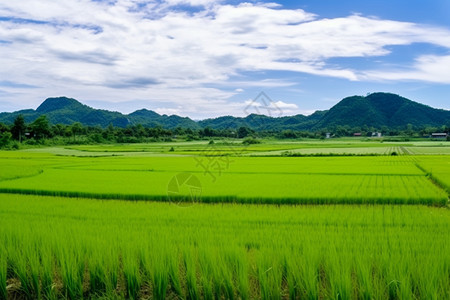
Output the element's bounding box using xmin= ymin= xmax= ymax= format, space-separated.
xmin=0 ymin=0 xmax=449 ymax=119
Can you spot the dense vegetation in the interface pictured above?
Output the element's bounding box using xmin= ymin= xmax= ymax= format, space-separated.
xmin=0 ymin=146 xmax=448 ymax=206
xmin=0 ymin=93 xmax=449 ymax=137
xmin=0 ymin=115 xmax=448 ymax=150
xmin=314 ymin=93 xmax=450 ymax=129
xmin=0 ymin=140 xmax=449 ymax=299
xmin=1 ymin=195 xmax=449 ymax=300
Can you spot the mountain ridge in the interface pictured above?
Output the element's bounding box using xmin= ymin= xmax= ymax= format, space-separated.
xmin=0 ymin=93 xmax=449 ymax=130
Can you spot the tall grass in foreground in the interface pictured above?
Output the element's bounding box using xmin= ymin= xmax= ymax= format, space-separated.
xmin=0 ymin=195 xmax=449 ymax=299
xmin=123 ymin=247 xmax=141 ymax=300
xmin=88 ymin=244 xmax=119 ymax=297
xmin=0 ymin=246 xmax=6 ymax=300
xmin=58 ymin=244 xmax=85 ymax=299
xmin=184 ymin=250 xmax=200 ymax=300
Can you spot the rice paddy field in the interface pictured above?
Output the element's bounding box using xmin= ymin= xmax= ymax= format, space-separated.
xmin=0 ymin=139 xmax=449 ymax=299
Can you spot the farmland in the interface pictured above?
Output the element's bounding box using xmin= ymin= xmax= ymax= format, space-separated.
xmin=0 ymin=195 xmax=449 ymax=299
xmin=0 ymin=140 xmax=449 ymax=205
xmin=0 ymin=139 xmax=449 ymax=299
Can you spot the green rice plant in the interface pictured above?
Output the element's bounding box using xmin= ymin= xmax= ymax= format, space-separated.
xmin=0 ymin=153 xmax=448 ymax=206
xmin=221 ymin=252 xmax=237 ymax=300
xmin=198 ymin=247 xmax=238 ymax=300
xmin=167 ymin=251 xmax=182 ymax=298
xmin=283 ymin=250 xmax=306 ymax=300
xmin=141 ymin=245 xmax=170 ymax=300
xmin=8 ymin=240 xmax=45 ymax=299
xmin=151 ymin=257 xmax=169 ymax=300
xmin=105 ymin=247 xmax=120 ymax=295
xmin=9 ymin=247 xmax=33 ymax=298
xmin=123 ymin=247 xmax=141 ymax=300
xmin=40 ymin=245 xmax=55 ymax=300
xmin=257 ymin=251 xmax=283 ymax=300
xmin=326 ymin=248 xmax=353 ymax=300
xmin=0 ymin=194 xmax=449 ymax=299
xmin=198 ymin=252 xmax=214 ymax=300
xmin=354 ymin=256 xmax=375 ymax=300
xmin=27 ymin=246 xmax=42 ymax=299
xmin=89 ymin=249 xmax=119 ymax=299
xmin=58 ymin=245 xmax=85 ymax=299
xmin=297 ymin=250 xmax=320 ymax=299
xmin=184 ymin=250 xmax=199 ymax=300
xmin=87 ymin=242 xmax=119 ymax=297
xmin=230 ymin=250 xmax=249 ymax=300
xmin=0 ymin=246 xmax=6 ymax=300
xmin=89 ymin=251 xmax=108 ymax=295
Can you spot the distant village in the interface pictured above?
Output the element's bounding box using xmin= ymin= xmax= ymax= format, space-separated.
xmin=325 ymin=132 xmax=448 ymax=139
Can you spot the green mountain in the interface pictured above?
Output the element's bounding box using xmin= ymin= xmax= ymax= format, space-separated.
xmin=0 ymin=97 xmax=199 ymax=129
xmin=0 ymin=93 xmax=448 ymax=130
xmin=0 ymin=97 xmax=130 ymax=127
xmin=128 ymin=109 xmax=200 ymax=129
xmin=314 ymin=93 xmax=450 ymax=129
xmin=198 ymin=111 xmax=327 ymax=130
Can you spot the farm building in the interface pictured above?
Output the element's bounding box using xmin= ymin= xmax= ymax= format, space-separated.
xmin=353 ymin=133 xmax=362 ymax=137
xmin=371 ymin=132 xmax=382 ymax=137
xmin=431 ymin=133 xmax=448 ymax=139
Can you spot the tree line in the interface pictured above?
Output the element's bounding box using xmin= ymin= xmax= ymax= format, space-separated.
xmin=0 ymin=114 xmax=448 ymax=149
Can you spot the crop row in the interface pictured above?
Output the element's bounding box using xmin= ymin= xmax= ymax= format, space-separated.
xmin=0 ymin=154 xmax=448 ymax=206
xmin=0 ymin=173 xmax=446 ymax=206
xmin=1 ymin=195 xmax=449 ymax=299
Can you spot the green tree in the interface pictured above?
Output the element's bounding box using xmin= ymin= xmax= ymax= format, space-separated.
xmin=70 ymin=122 xmax=84 ymax=141
xmin=406 ymin=123 xmax=414 ymax=136
xmin=201 ymin=127 xmax=215 ymax=137
xmin=11 ymin=115 xmax=26 ymax=142
xmin=237 ymin=126 xmax=252 ymax=138
xmin=0 ymin=131 xmax=12 ymax=147
xmin=31 ymin=115 xmax=50 ymax=140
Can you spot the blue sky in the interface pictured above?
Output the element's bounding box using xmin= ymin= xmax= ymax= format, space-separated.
xmin=0 ymin=0 xmax=449 ymax=119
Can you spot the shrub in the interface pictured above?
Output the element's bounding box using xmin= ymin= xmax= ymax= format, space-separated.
xmin=242 ymin=137 xmax=261 ymax=145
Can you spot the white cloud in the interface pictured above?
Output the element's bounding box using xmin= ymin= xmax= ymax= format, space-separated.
xmin=364 ymin=55 xmax=450 ymax=84
xmin=0 ymin=1 xmax=450 ymax=117
xmin=154 ymin=107 xmax=183 ymax=116
xmin=243 ymin=97 xmax=300 ymax=117
xmin=273 ymin=100 xmax=299 ymax=110
xmin=164 ymin=0 xmax=223 ymax=6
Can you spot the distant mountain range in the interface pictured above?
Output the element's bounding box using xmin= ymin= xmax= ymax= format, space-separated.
xmin=0 ymin=93 xmax=449 ymax=130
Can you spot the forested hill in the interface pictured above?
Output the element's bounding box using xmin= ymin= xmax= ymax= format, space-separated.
xmin=314 ymin=93 xmax=450 ymax=129
xmin=0 ymin=93 xmax=449 ymax=130
xmin=0 ymin=97 xmax=200 ymax=129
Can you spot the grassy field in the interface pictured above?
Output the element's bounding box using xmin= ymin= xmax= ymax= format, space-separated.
xmin=0 ymin=140 xmax=449 ymax=299
xmin=61 ymin=139 xmax=450 ymax=156
xmin=0 ymin=151 xmax=447 ymax=205
xmin=0 ymin=195 xmax=449 ymax=299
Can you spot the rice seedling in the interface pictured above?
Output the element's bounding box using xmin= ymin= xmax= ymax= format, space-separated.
xmin=9 ymin=246 xmax=33 ymax=298
xmin=0 ymin=183 xmax=449 ymax=299
xmin=89 ymin=248 xmax=110 ymax=295
xmin=184 ymin=250 xmax=199 ymax=300
xmin=0 ymin=246 xmax=6 ymax=300
xmin=256 ymin=251 xmax=283 ymax=300
xmin=167 ymin=252 xmax=183 ymax=298
xmin=58 ymin=242 xmax=85 ymax=299
xmin=40 ymin=245 xmax=55 ymax=300
xmin=198 ymin=247 xmax=237 ymax=300
xmin=141 ymin=245 xmax=170 ymax=300
xmin=228 ymin=250 xmax=249 ymax=300
xmin=123 ymin=247 xmax=141 ymax=300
